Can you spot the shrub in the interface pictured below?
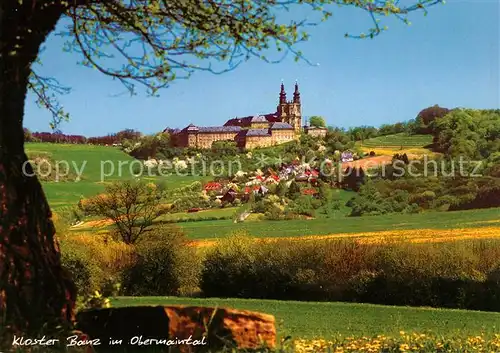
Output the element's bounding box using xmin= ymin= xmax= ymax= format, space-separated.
xmin=156 ymin=203 xmax=173 ymax=216
xmin=200 ymin=232 xmax=257 ymax=298
xmin=286 ymin=196 xmax=316 ymax=217
xmin=60 ymin=240 xmax=103 ymax=298
xmin=286 ymin=181 xmax=301 ymax=199
xmin=265 ymin=203 xmax=286 ymax=220
xmin=199 ymin=237 xmax=500 ymax=311
xmin=121 ymin=224 xmax=200 ymax=296
xmin=201 ymin=236 xmax=371 ymax=301
xmin=78 ymin=290 xmax=112 ymax=311
xmin=59 ymin=233 xmax=135 ymax=299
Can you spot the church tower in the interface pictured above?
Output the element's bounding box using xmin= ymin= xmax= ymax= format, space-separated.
xmin=277 ymin=82 xmax=288 ymax=120
xmin=277 ymin=81 xmax=302 ymax=134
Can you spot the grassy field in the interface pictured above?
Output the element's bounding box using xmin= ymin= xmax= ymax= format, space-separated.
xmin=110 ymin=297 xmax=500 ymax=339
xmin=158 ymin=207 xmax=237 ymax=222
xmin=359 ymin=133 xmax=433 ymax=148
xmin=69 ymin=206 xmax=500 ymax=241
xmin=26 ymin=142 xmax=136 ymax=181
xmin=174 ymin=207 xmax=500 ymax=240
xmin=30 ymin=142 xmax=498 ymax=244
xmin=70 ymin=207 xmax=240 ymax=232
xmin=26 ymin=143 xmax=208 ymax=209
xmin=28 ymin=139 xmax=436 ymax=210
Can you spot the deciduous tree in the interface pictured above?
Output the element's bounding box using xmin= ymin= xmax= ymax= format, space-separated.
xmin=80 ymin=180 xmax=164 ymax=244
xmin=309 ymin=116 xmax=327 ymax=128
xmin=0 ymin=0 xmax=443 ymax=341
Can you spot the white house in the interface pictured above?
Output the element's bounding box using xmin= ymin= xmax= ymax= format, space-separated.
xmin=341 ymin=151 xmax=354 ymax=163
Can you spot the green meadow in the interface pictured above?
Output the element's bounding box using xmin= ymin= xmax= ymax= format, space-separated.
xmin=69 ymin=206 xmax=500 ymax=241
xmin=29 ymin=143 xmax=500 ymax=242
xmin=26 ymin=142 xmax=208 ymax=209
xmin=359 ymin=133 xmax=433 ymax=148
xmin=111 ymin=297 xmax=500 ymax=339
xmin=157 ymin=207 xmax=237 ymax=222
xmin=171 ymin=207 xmax=500 ymax=240
xmin=25 ymin=142 xmax=135 ymax=181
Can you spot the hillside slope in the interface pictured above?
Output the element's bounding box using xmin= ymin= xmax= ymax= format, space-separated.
xmin=26 ymin=143 xmax=205 ymax=209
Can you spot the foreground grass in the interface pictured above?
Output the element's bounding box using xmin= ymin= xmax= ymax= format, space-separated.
xmin=111 ymin=297 xmax=500 ymax=339
xmin=290 ymin=334 xmax=500 ymax=353
xmin=176 ymin=208 xmax=500 ymax=240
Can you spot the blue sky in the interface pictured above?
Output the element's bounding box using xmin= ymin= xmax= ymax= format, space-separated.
xmin=24 ymin=0 xmax=499 ymax=137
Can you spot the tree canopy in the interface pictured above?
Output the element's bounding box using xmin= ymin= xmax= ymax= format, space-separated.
xmin=309 ymin=116 xmax=327 ymax=128
xmin=431 ymin=109 xmax=500 ymax=159
xmin=414 ymin=104 xmax=451 ymax=134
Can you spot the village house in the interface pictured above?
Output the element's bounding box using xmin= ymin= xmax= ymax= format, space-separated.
xmin=303 ymin=124 xmax=328 ymax=138
xmin=341 ymin=151 xmax=354 ymax=163
xmin=221 ymin=188 xmax=238 ymax=203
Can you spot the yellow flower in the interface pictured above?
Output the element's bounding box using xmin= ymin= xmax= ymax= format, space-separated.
xmin=399 ymin=343 xmax=410 ymax=351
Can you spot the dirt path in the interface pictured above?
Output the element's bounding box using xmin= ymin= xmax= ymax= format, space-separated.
xmin=70 ymin=219 xmax=115 ymax=228
xmin=342 ymin=156 xmax=393 ymax=169
xmin=340 ymin=152 xmax=433 ymax=171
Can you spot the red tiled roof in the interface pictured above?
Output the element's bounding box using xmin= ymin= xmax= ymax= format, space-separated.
xmin=305 ymin=170 xmax=319 ymax=176
xmin=302 ymin=188 xmax=317 ymax=195
xmin=204 ymin=182 xmax=222 ymax=190
xmin=244 ymin=185 xmax=262 ymax=193
xmin=224 ymin=113 xmax=281 ymax=127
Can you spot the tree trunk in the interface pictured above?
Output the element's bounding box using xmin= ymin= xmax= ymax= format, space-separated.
xmin=0 ymin=0 xmax=75 ymax=345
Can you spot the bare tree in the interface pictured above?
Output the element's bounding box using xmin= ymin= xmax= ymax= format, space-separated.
xmin=81 ymin=180 xmax=163 ymax=244
xmin=0 ymin=0 xmax=443 ymax=342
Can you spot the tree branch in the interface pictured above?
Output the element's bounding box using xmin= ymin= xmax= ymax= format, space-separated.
xmin=28 ymin=68 xmax=71 ymax=130
xmin=29 ymin=0 xmax=443 ymax=114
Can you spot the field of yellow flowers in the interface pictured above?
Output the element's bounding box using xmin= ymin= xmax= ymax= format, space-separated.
xmin=358 ymin=146 xmax=440 ymax=158
xmin=287 ymin=333 xmax=500 ymax=353
xmin=188 ymin=226 xmax=500 ymax=248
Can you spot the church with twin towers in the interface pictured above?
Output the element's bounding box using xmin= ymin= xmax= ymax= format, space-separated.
xmin=167 ymin=82 xmax=327 ymax=150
